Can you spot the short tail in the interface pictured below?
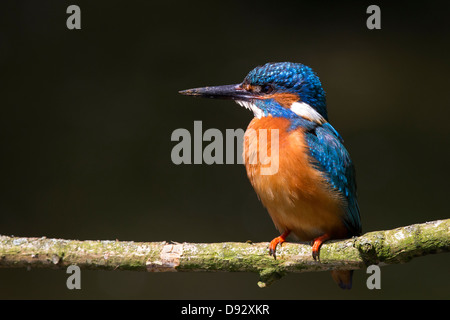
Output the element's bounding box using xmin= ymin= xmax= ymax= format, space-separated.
xmin=330 ymin=270 xmax=353 ymax=289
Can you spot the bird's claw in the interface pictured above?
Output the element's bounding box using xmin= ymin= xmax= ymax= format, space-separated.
xmin=268 ymin=247 xmax=277 ymax=259
xmin=268 ymin=239 xmax=283 ymax=260
xmin=268 ymin=234 xmax=288 ymax=260
xmin=312 ymin=247 xmax=320 ymax=261
xmin=311 ymin=234 xmax=330 ymax=261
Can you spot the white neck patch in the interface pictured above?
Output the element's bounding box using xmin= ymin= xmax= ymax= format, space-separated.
xmin=236 ymin=100 xmax=265 ymax=119
xmin=235 ymin=100 xmax=325 ymax=124
xmin=290 ymin=101 xmax=326 ymax=124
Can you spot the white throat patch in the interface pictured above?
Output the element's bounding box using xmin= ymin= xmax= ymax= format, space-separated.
xmin=290 ymin=101 xmax=326 ymax=124
xmin=236 ymin=100 xmax=265 ymax=119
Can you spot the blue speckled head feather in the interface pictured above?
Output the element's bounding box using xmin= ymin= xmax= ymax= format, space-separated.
xmin=243 ymin=62 xmax=328 ymax=120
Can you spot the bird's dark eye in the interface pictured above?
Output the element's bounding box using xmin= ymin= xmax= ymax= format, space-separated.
xmin=260 ymin=84 xmax=273 ymax=94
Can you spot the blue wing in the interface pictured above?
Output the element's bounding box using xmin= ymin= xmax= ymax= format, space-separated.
xmin=305 ymin=122 xmax=362 ymax=236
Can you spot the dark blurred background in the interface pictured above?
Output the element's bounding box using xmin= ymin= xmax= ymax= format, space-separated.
xmin=0 ymin=0 xmax=449 ymax=299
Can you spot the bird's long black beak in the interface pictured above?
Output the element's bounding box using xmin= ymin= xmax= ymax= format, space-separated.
xmin=179 ymin=84 xmax=253 ymax=101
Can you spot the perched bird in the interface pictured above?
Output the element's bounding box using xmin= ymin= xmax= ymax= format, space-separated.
xmin=179 ymin=62 xmax=361 ymax=289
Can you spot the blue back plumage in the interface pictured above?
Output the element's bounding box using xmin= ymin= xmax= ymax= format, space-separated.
xmin=304 ymin=123 xmax=362 ymax=236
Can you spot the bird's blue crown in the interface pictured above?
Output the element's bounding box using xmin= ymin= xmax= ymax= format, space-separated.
xmin=243 ymin=62 xmax=328 ymax=120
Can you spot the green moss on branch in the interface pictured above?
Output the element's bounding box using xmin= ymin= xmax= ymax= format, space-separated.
xmin=0 ymin=219 xmax=448 ymax=287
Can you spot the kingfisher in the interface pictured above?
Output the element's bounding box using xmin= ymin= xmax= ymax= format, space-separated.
xmin=179 ymin=62 xmax=361 ymax=289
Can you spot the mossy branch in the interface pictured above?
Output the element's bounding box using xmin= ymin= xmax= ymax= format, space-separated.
xmin=0 ymin=219 xmax=448 ymax=287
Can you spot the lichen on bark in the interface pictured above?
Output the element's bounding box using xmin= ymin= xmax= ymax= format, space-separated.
xmin=0 ymin=219 xmax=448 ymax=287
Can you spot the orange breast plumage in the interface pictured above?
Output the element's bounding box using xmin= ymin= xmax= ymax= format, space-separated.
xmin=243 ymin=116 xmax=348 ymax=241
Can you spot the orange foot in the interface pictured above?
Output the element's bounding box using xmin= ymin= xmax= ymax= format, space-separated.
xmin=269 ymin=230 xmax=290 ymax=259
xmin=312 ymin=234 xmax=330 ymax=261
